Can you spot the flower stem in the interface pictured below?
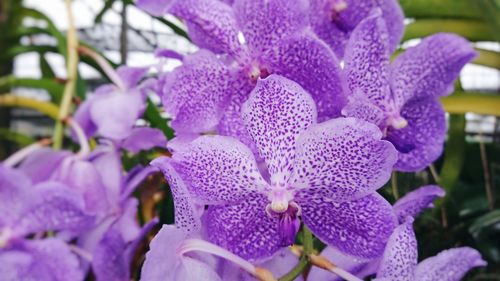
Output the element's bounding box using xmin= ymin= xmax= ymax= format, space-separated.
xmin=52 ymin=0 xmax=79 ymax=150
xmin=278 ymin=225 xmax=314 ymax=281
xmin=78 ymin=46 xmax=126 ymax=91
xmin=3 ymin=138 xmax=52 ymax=167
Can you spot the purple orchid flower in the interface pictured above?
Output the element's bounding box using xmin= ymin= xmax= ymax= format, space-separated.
xmin=138 ymin=0 xmax=346 ymax=149
xmin=374 ymin=218 xmax=486 ymax=281
xmin=308 ymin=185 xmax=446 ymax=281
xmin=0 ymin=164 xmax=94 ymax=281
xmin=341 ymin=10 xmax=477 ymax=171
xmin=154 ymin=75 xmax=398 ymax=261
xmin=308 ymin=0 xmax=404 ymax=58
xmin=73 ymin=66 xmax=167 ymax=145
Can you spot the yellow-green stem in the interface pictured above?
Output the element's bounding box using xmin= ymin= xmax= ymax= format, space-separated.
xmin=278 ymin=226 xmax=314 ymax=281
xmin=0 ymin=94 xmax=59 ymax=119
xmin=441 ymin=92 xmax=500 ymax=116
xmin=52 ymin=0 xmax=79 ymax=150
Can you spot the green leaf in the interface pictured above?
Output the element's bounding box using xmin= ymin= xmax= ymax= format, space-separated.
xmin=144 ymin=99 xmax=174 ymax=139
xmin=0 ymin=128 xmax=35 ymax=146
xmin=403 ymin=19 xmax=495 ymax=42
xmin=0 ymin=75 xmax=64 ymax=103
xmin=154 ymin=17 xmax=190 ymax=41
xmin=441 ymin=92 xmax=500 ymax=116
xmin=39 ymin=55 xmax=56 ymax=79
xmin=400 ymin=0 xmax=481 ymax=19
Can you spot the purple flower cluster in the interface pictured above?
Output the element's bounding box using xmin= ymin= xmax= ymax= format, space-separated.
xmin=0 ymin=0 xmax=486 ymax=280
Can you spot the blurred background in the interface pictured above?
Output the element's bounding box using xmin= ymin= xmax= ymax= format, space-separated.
xmin=0 ymin=0 xmax=498 ymax=280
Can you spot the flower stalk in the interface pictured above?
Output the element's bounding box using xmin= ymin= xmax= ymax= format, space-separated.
xmin=278 ymin=225 xmax=314 ymax=281
xmin=52 ymin=0 xmax=79 ymax=150
xmin=0 ymin=94 xmax=59 ymax=119
xmin=78 ymin=46 xmax=126 ymax=91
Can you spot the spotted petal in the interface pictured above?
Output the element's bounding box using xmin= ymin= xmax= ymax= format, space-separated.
xmin=414 ymin=247 xmax=486 ymax=281
xmin=377 ymin=219 xmax=418 ymax=281
xmin=292 ymin=117 xmax=397 ymax=202
xmin=268 ymin=31 xmax=346 ymax=120
xmin=171 ymin=136 xmax=266 ymax=204
xmin=386 ymin=99 xmax=446 ymax=172
xmin=299 ymin=192 xmax=397 ymax=259
xmin=233 ymin=0 xmax=308 ymax=57
xmin=163 ymin=50 xmax=232 ymax=134
xmin=152 ymin=156 xmax=202 ymax=235
xmin=344 ymin=9 xmax=391 ymax=118
xmin=393 ymin=185 xmax=445 ymax=223
xmin=202 ymin=193 xmax=281 ymax=261
xmin=390 ymin=33 xmax=477 ymax=108
xmin=242 ymin=75 xmax=317 ymax=184
xmin=309 ymin=0 xmax=403 ymax=58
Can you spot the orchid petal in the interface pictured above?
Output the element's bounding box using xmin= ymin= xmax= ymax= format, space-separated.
xmin=299 ymin=192 xmax=397 ymax=259
xmin=393 ymin=185 xmax=445 ymax=223
xmin=163 ymin=50 xmax=231 ymax=134
xmin=390 ymin=33 xmax=477 ymax=108
xmin=414 ymin=247 xmax=486 ymax=281
xmin=268 ymin=31 xmax=346 ymax=120
xmin=121 ymin=127 xmax=167 ymax=153
xmin=116 ymin=66 xmax=149 ymax=89
xmin=377 ymin=218 xmax=418 ymax=281
xmin=387 ymin=99 xmax=446 ymax=172
xmin=136 ymin=0 xmax=175 ymax=17
xmin=170 ymin=136 xmax=266 ymax=204
xmin=202 ymin=193 xmax=281 ymax=261
xmin=242 ymin=75 xmax=317 ymax=184
xmin=292 ymin=118 xmax=397 ymax=202
xmin=0 ymin=165 xmax=32 ymax=228
xmin=16 ymin=148 xmax=69 ymax=184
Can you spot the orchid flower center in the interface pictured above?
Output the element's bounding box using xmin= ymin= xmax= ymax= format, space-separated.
xmin=248 ymin=64 xmax=270 ymax=81
xmin=388 ymin=114 xmax=408 ymax=130
xmin=0 ymin=228 xmax=12 ymax=248
xmin=266 ymin=186 xmax=301 ymax=246
xmin=331 ymin=0 xmax=348 ymax=21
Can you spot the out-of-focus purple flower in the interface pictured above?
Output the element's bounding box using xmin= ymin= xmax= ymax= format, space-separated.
xmin=341 ymin=10 xmax=477 ymax=171
xmin=155 ymin=75 xmax=398 ymax=261
xmin=73 ymin=66 xmax=155 ymax=141
xmin=374 ymin=218 xmax=486 ymax=281
xmin=138 ymin=0 xmax=346 ymax=149
xmin=308 ymin=0 xmax=404 ymax=58
xmin=308 ymin=185 xmax=446 ymax=281
xmin=0 ymin=165 xmax=94 ymax=281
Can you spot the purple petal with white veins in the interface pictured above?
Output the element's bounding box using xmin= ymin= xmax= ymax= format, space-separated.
xmin=414 ymin=247 xmax=486 ymax=281
xmin=171 ymin=0 xmax=242 ymax=56
xmin=152 ymin=157 xmax=202 ymax=235
xmin=16 ymin=148 xmax=70 ymax=184
xmin=88 ymin=147 xmax=123 ymax=204
xmin=14 ymin=181 xmax=95 ymax=236
xmin=387 ymin=99 xmax=446 ymax=172
xmin=136 ymin=0 xmax=175 ymax=16
xmin=0 ymin=165 xmax=32 ymax=227
xmin=233 ymin=0 xmax=308 ymax=57
xmin=268 ymin=31 xmax=346 ymax=120
xmin=241 ymin=75 xmax=317 ymax=184
xmin=299 ymin=192 xmax=397 ymax=259
xmin=393 ymin=185 xmax=445 ymax=223
xmin=92 ymin=227 xmax=129 ymax=281
xmin=377 ymin=218 xmax=417 ymax=281
xmin=121 ymin=127 xmax=167 ymax=153
xmin=390 ymin=33 xmax=477 ymax=108
xmin=344 ymin=9 xmax=392 ymax=116
xmin=116 ymin=66 xmax=149 ymax=89
xmin=202 ymin=192 xmax=281 ymax=261
xmin=170 ymin=136 xmax=266 ymax=204
xmin=162 ymin=50 xmax=232 ymax=134
xmin=90 ymin=89 xmax=145 ymax=140
xmin=141 ymin=225 xmax=221 ymax=281
xmin=308 ymin=247 xmax=378 ymax=281
xmin=309 ymin=0 xmax=403 ymax=58
xmin=0 ymin=239 xmax=84 ymax=281
xmin=52 ymin=158 xmax=110 ymax=214
xmin=291 ymin=118 xmax=398 ymax=202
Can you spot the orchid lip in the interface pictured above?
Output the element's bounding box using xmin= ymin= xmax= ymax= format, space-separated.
xmin=388 ymin=115 xmax=409 ymax=130
xmin=0 ymin=228 xmax=13 ymax=248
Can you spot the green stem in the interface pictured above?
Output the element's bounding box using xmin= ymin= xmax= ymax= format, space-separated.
xmin=474 ymin=49 xmax=500 ymax=70
xmin=402 ymin=19 xmax=495 ymax=42
xmin=441 ymin=92 xmax=500 ymax=116
xmin=0 ymin=75 xmax=64 ymax=102
xmin=278 ymin=226 xmax=314 ymax=281
xmin=52 ymin=0 xmax=79 ymax=150
xmin=0 ymin=94 xmax=59 ymax=119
